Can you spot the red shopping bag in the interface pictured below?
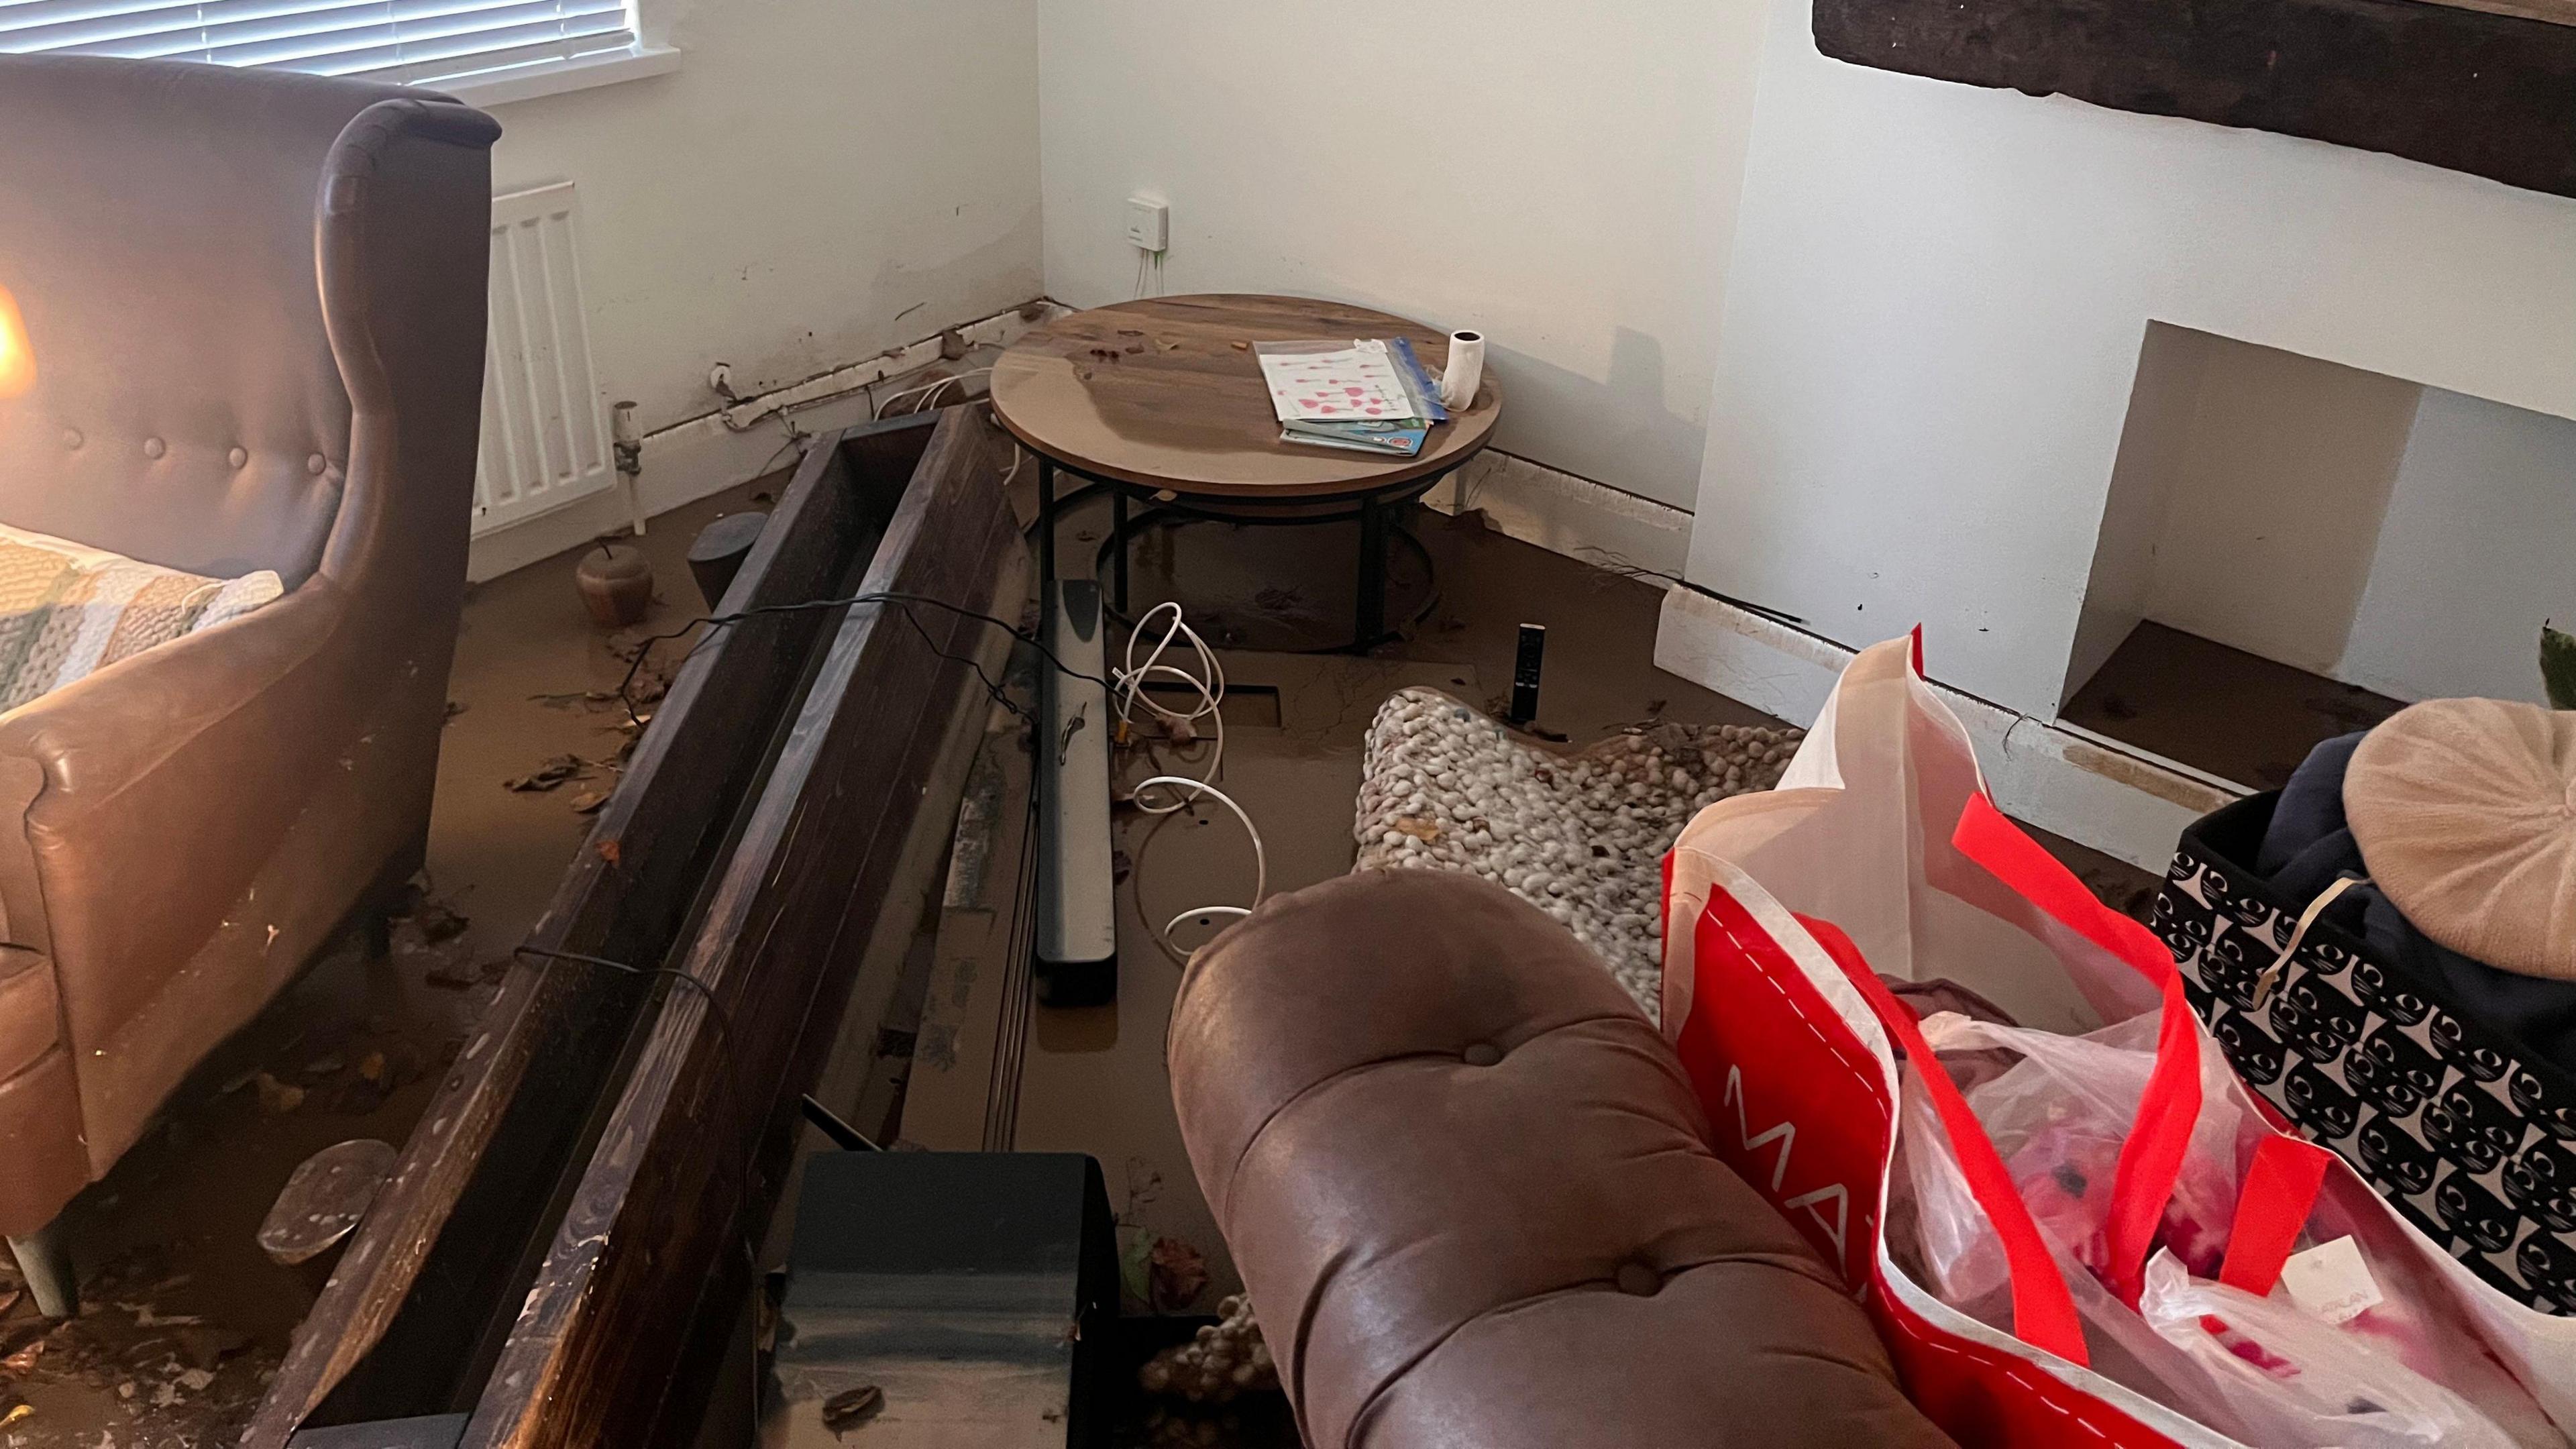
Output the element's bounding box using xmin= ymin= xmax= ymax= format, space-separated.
xmin=1675 ymin=851 xmax=2223 ymax=1445
xmin=1662 ymin=637 xmax=2576 ymax=1447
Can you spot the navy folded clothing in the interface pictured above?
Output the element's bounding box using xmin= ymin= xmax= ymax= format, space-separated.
xmin=2259 ymin=731 xmax=2576 ymax=1076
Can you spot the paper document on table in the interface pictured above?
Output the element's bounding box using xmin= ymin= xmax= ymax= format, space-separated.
xmin=1255 ymin=339 xmax=1418 ymax=423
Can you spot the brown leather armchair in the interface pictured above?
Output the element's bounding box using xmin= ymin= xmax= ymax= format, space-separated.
xmin=1170 ymin=870 xmax=1955 ymax=1448
xmin=0 ymin=58 xmax=498 ymax=1313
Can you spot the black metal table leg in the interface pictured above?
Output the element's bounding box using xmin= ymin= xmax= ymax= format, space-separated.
xmin=1110 ymin=486 xmax=1129 ymax=616
xmin=1037 ymin=456 xmax=1057 ymax=604
xmin=1355 ymin=492 xmax=1387 ymax=649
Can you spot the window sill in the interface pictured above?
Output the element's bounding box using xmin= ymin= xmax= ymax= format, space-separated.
xmin=432 ymin=44 xmax=680 ymax=109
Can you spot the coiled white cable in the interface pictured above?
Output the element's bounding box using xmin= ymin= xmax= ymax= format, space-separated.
xmin=1115 ymin=600 xmax=1227 ymax=789
xmin=1133 ymin=775 xmax=1265 ymax=951
xmin=1114 ymin=603 xmax=1262 ymax=954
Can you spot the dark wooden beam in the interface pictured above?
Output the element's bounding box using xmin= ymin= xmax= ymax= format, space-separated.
xmin=1812 ymin=0 xmax=2576 ymax=199
xmin=248 ymin=414 xmax=941 ymax=1448
xmin=455 ymin=407 xmax=1025 ymax=1449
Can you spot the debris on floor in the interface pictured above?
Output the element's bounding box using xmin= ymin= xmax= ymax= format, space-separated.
xmin=389 ymin=885 xmax=470 ymax=945
xmin=501 ymin=753 xmax=586 ymax=793
xmin=0 ymin=1246 xmax=282 ymax=1448
xmin=1138 ymin=1297 xmax=1275 ymax=1406
xmin=604 ymin=624 xmax=694 ymax=708
xmin=818 ymin=1383 xmax=883 ymax=1434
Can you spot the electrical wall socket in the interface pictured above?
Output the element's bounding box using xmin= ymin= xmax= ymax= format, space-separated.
xmin=1125 ymin=196 xmax=1169 ymax=253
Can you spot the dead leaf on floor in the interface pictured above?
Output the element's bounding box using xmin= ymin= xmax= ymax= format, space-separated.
xmin=2 ymin=1334 xmax=43 ymax=1373
xmin=253 ymin=1072 xmax=305 ymax=1117
xmin=1148 ymin=1238 xmax=1209 ymax=1313
xmin=569 ymin=788 xmax=610 ymax=814
xmin=396 ymin=893 xmax=470 ymax=945
xmin=821 ymin=1384 xmax=884 ymax=1434
xmin=607 ymin=632 xmax=685 ymax=704
xmin=0 ymin=1393 xmax=25 ymax=1429
xmin=503 ymin=754 xmax=586 ymax=793
xmin=1390 ymin=816 xmax=1441 ymax=843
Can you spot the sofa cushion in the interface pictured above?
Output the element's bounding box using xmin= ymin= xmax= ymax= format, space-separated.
xmin=1170 ymin=869 xmax=1954 ymax=1449
xmin=0 ymin=522 xmax=282 ymax=712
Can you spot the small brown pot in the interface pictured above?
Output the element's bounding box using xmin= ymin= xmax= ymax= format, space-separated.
xmin=576 ymin=542 xmax=653 ymax=627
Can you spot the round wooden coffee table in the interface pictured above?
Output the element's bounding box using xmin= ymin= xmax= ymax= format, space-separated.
xmin=990 ymin=294 xmax=1501 ymax=649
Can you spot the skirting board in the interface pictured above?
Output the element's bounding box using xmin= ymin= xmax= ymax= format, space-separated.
xmin=1654 ymin=584 xmax=2241 ymax=872
xmin=466 ymin=301 xmax=1062 ymax=582
xmin=1423 ymin=451 xmax=1692 ymax=584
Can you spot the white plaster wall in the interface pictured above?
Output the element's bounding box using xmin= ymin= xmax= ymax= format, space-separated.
xmin=1032 ymin=1 xmax=1768 ymax=514
xmin=1684 ymin=0 xmax=2576 ymax=719
xmin=480 ymin=0 xmax=1044 ymax=444
xmin=2135 ymin=331 xmax=2422 ymax=678
xmin=2065 ymin=322 xmax=2208 ymax=698
xmin=2338 ymin=390 xmax=2576 ymax=705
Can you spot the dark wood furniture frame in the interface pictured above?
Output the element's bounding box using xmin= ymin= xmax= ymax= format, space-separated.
xmin=1814 ymin=0 xmax=2576 ymax=199
xmin=1036 ymin=458 xmax=1449 ymax=652
xmin=246 ymin=408 xmax=1028 ymax=1449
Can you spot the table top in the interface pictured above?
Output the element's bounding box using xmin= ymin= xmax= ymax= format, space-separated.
xmin=988 ymin=294 xmax=1501 ymax=500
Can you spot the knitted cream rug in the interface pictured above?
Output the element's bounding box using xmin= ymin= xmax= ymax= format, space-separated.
xmin=1354 ymin=688 xmax=1802 ymax=1022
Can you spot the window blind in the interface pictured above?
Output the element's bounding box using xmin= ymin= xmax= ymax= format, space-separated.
xmin=0 ymin=0 xmax=635 ymax=89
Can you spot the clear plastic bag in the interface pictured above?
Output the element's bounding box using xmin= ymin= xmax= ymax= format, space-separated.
xmin=1894 ymin=1053 xmax=2263 ymax=1440
xmin=2137 ymin=1250 xmax=2518 ymax=1448
xmin=1918 ymin=1010 xmax=2253 ymax=1285
xmin=1890 ymin=1010 xmax=2551 ymax=1445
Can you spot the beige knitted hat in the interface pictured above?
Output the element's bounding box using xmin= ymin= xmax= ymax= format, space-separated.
xmin=2345 ymin=699 xmax=2576 ymax=980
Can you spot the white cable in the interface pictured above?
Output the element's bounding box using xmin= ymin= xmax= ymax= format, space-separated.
xmin=1134 ymin=775 xmax=1264 ymax=952
xmin=1114 ymin=600 xmax=1226 ymax=791
xmin=872 ymin=366 xmax=995 ymax=419
xmin=1113 ymin=604 xmax=1259 ymax=953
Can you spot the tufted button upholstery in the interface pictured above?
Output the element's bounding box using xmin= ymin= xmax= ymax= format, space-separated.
xmin=1171 ymin=870 xmax=1953 ymax=1449
xmin=0 ymin=56 xmax=498 ymax=1244
xmin=0 ymin=60 xmax=407 ymax=586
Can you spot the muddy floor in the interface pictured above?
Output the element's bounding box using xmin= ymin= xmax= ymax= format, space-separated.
xmin=0 ymin=445 xmax=2158 ymax=1448
xmin=892 ymin=493 xmax=2158 ymax=1449
xmin=0 ymin=477 xmax=780 ymax=1448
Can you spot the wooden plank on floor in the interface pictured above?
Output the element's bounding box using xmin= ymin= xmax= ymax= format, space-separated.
xmin=251 ymin=413 xmax=942 ymax=1448
xmin=459 ymin=407 xmax=1026 ymax=1449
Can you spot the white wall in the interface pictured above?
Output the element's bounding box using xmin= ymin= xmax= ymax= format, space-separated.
xmin=2070 ymin=327 xmax=2423 ymax=687
xmin=483 ymin=0 xmax=1043 ymax=451
xmin=2339 ymin=389 xmax=2576 ymax=704
xmin=1032 ymin=1 xmax=1768 ymax=514
xmin=1682 ymin=0 xmax=2576 ymax=719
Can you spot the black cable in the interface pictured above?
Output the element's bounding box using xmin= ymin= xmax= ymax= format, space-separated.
xmin=615 ymin=590 xmax=1113 ymax=729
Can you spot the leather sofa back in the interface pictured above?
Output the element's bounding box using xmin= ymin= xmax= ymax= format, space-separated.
xmin=1170 ymin=869 xmax=1955 ymax=1448
xmin=0 ymin=58 xmax=425 ymax=584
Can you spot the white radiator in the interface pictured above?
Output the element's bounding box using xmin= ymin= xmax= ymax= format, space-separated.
xmin=473 ymin=182 xmax=616 ymax=537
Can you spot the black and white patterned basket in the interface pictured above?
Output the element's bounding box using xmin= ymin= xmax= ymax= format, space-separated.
xmin=2156 ymin=794 xmax=2576 ymax=1316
